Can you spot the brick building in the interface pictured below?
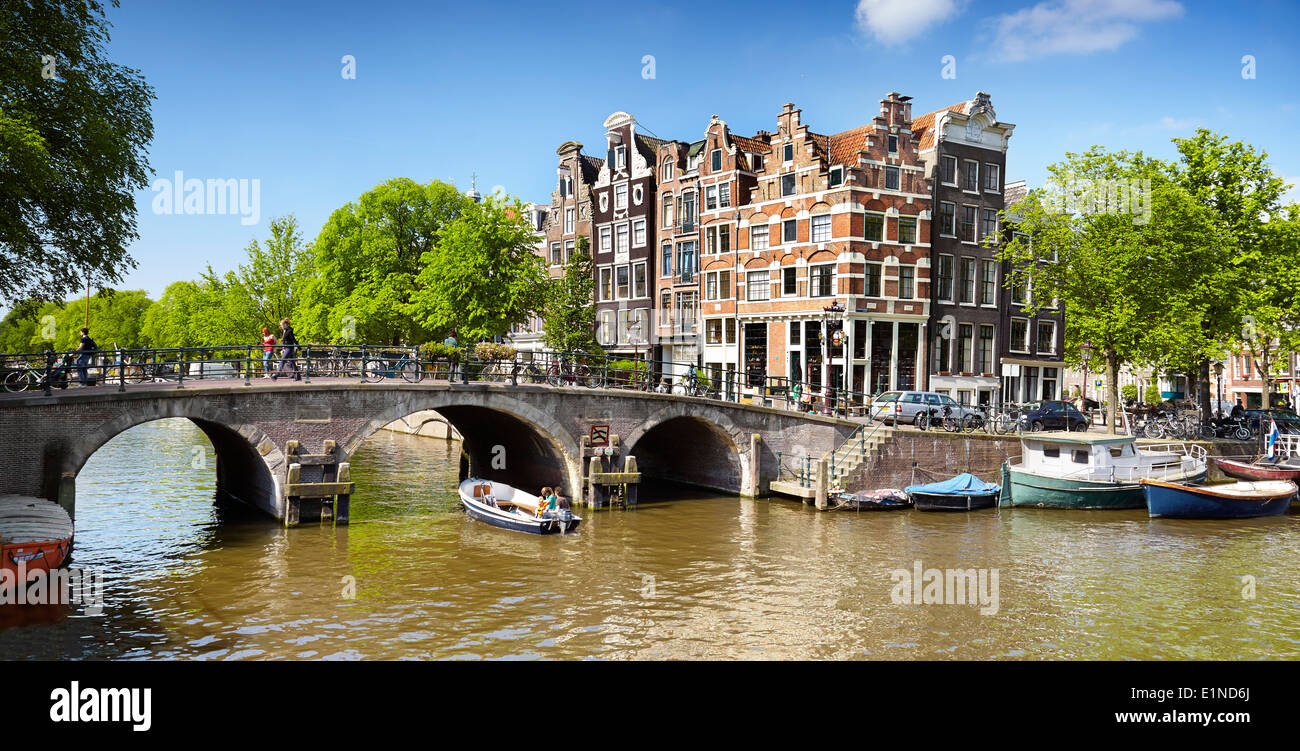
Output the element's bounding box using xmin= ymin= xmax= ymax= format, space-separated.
xmin=998 ymin=179 xmax=1066 ymax=405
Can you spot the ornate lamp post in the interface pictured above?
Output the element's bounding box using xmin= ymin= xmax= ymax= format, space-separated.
xmin=1215 ymin=361 xmax=1224 ymax=418
xmin=822 ymin=301 xmax=845 ymax=415
xmin=1079 ymin=341 xmax=1095 ymax=403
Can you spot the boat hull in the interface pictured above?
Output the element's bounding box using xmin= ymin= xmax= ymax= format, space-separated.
xmin=1213 ymin=458 xmax=1300 ymax=482
xmin=1143 ymin=480 xmax=1296 ymax=519
xmin=912 ymin=490 xmax=1000 ymax=512
xmin=457 ymin=479 xmax=581 ymax=535
xmin=1003 ymin=464 xmax=1207 ymax=509
xmin=0 ymin=495 xmax=74 ymax=573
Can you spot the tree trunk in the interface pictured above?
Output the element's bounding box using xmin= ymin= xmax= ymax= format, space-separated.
xmin=1106 ymin=349 xmax=1120 ymax=435
xmin=1199 ymin=358 xmax=1211 ymax=423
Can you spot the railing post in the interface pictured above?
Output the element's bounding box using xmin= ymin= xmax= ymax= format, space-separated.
xmin=461 ymin=350 xmax=469 ymax=384
xmin=177 ymin=348 xmax=185 ymax=388
xmin=245 ymin=345 xmax=252 ymax=386
xmin=511 ymin=353 xmax=518 ymax=386
xmin=303 ymin=346 xmax=311 ymax=384
xmin=117 ymin=350 xmax=125 ymax=393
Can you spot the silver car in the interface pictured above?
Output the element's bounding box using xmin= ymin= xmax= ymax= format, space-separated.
xmin=870 ymin=390 xmax=983 ymax=426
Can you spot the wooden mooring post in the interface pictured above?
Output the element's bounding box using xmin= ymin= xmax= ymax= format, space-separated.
xmin=283 ymin=439 xmax=355 ymax=527
xmin=580 ymin=433 xmax=641 ymax=509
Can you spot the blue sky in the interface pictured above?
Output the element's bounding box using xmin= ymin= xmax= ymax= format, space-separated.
xmin=101 ymin=0 xmax=1299 ymax=300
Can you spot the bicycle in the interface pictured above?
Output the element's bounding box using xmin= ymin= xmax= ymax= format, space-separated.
xmin=672 ymin=371 xmax=708 ymax=397
xmin=363 ymin=350 xmax=421 ymax=383
xmin=546 ymin=357 xmax=593 ymax=388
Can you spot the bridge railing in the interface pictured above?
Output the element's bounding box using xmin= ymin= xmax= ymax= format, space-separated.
xmin=0 ymin=344 xmax=887 ymax=416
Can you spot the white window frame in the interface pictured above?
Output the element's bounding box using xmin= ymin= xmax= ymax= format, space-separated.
xmin=984 ymin=163 xmax=1001 ymax=193
xmin=564 ymin=207 xmax=575 ymax=235
xmin=1010 ymin=316 xmax=1030 ymax=353
xmin=614 ymin=184 xmax=628 ymax=211
xmin=751 ymin=224 xmax=770 ymax=250
xmin=811 ymin=214 xmax=831 ymax=243
xmin=599 ymin=226 xmax=612 ymax=253
xmin=962 ymin=159 xmax=979 ymax=194
xmin=632 ymin=218 xmax=646 ymax=247
xmin=662 ymin=159 xmax=674 ymax=181
xmin=941 ymin=155 xmax=958 ymax=186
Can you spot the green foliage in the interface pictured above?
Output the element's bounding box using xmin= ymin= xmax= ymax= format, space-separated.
xmin=0 ymin=289 xmax=154 ymax=352
xmin=472 ymin=341 xmax=516 ymax=361
xmin=296 ymin=178 xmax=472 ymax=345
xmin=418 ymin=342 xmax=458 ymax=360
xmin=0 ymin=0 xmax=156 ymax=304
xmin=542 ymin=236 xmax=601 ymax=353
xmin=1144 ymin=383 xmax=1163 ymax=405
xmin=409 ymin=197 xmax=548 ymax=343
xmin=1121 ymin=384 xmax=1139 ymax=402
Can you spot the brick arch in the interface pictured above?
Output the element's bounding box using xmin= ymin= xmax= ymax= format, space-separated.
xmin=744 ymin=256 xmax=769 ymax=269
xmin=807 ymin=249 xmax=837 ymax=264
xmin=623 ymin=403 xmax=749 ymax=494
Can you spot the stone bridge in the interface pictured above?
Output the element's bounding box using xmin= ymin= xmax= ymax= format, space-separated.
xmin=0 ymin=380 xmax=855 ymax=525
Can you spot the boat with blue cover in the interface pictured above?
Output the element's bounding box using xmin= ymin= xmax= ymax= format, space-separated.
xmin=906 ymin=473 xmax=1001 ymax=512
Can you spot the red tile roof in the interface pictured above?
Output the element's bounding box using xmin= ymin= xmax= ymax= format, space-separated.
xmin=731 ymin=133 xmax=771 ymax=153
xmin=911 ymin=102 xmax=968 ymax=151
xmin=826 ymin=124 xmax=873 ymax=166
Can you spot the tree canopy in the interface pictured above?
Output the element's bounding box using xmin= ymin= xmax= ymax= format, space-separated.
xmin=542 ymin=235 xmax=601 ymax=353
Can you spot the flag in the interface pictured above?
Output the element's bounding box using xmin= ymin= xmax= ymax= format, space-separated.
xmin=1265 ymin=418 xmax=1280 ymax=461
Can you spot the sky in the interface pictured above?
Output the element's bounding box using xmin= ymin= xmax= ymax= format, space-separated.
xmin=95 ymin=0 xmax=1300 ymax=301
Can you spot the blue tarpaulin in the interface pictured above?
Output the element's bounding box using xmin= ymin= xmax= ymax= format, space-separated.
xmin=905 ymin=473 xmax=1000 ymax=495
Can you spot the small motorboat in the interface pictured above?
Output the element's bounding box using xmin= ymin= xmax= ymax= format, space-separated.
xmin=831 ymin=488 xmax=912 ymax=511
xmin=1213 ymin=457 xmax=1300 ymax=482
xmin=906 ymin=473 xmax=1001 ymax=512
xmin=1141 ymin=478 xmax=1297 ymax=519
xmin=0 ymin=494 xmax=74 ymax=573
xmin=458 ymin=478 xmax=581 ymax=535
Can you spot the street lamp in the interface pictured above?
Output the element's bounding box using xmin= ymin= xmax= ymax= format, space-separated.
xmin=1079 ymin=341 xmax=1095 ymax=403
xmin=1215 ymin=361 xmax=1224 ymax=419
xmin=627 ymin=316 xmax=642 ymax=388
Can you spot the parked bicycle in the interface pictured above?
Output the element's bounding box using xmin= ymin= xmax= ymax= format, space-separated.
xmin=363 ymin=350 xmax=421 ymax=383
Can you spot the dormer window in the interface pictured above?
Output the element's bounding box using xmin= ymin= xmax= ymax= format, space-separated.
xmin=888 ymin=134 xmax=898 ymax=153
xmin=782 ymin=143 xmax=794 ymax=162
xmin=829 ymin=167 xmax=843 ymax=188
xmin=749 ymin=152 xmax=764 ymax=170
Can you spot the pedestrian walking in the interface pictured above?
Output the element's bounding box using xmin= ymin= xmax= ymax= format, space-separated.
xmin=271 ymin=318 xmax=300 ymax=381
xmin=261 ymin=327 xmax=277 ymax=378
xmin=75 ymin=327 xmax=98 ymax=386
xmin=444 ymin=330 xmax=459 ymax=380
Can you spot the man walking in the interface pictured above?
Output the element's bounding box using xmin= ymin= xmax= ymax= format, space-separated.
xmin=444 ymin=330 xmax=459 ymax=380
xmin=271 ymin=318 xmax=301 ymax=381
xmin=75 ymin=328 xmax=98 ymax=386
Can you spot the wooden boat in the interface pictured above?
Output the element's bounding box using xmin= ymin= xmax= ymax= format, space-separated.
xmin=457 ymin=478 xmax=581 ymax=535
xmin=1142 ymin=478 xmax=1297 ymax=519
xmin=0 ymin=494 xmax=74 ymax=573
xmin=907 ymin=473 xmax=1001 ymax=512
xmin=831 ymin=488 xmax=912 ymax=511
xmin=1213 ymin=457 xmax=1300 ymax=482
xmin=1002 ymin=433 xmax=1207 ymax=509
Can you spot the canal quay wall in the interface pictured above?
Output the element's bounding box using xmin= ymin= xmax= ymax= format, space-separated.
xmin=841 ymin=430 xmax=1261 ymax=492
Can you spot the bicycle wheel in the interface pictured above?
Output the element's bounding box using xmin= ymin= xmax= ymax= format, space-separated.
xmin=916 ymin=412 xmax=930 ymax=431
xmin=964 ymin=414 xmax=982 ymax=433
xmin=362 ymin=360 xmax=385 ymax=383
xmin=1198 ymin=425 xmax=1216 ymax=440
xmin=3 ymin=370 xmax=34 ymax=392
xmin=1233 ymin=426 xmax=1251 ymax=441
xmin=400 ymin=360 xmax=421 ymax=383
xmin=576 ymin=364 xmax=596 ymax=388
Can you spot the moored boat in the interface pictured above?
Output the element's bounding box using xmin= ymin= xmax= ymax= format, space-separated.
xmin=1002 ymin=433 xmax=1207 ymax=509
xmin=907 ymin=473 xmax=1001 ymax=512
xmin=1142 ymin=478 xmax=1297 ymax=519
xmin=831 ymin=488 xmax=912 ymax=511
xmin=0 ymin=494 xmax=74 ymax=573
xmin=1212 ymin=457 xmax=1300 ymax=483
xmin=457 ymin=478 xmax=581 ymax=535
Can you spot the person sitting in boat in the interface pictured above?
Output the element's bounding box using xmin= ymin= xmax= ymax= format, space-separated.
xmin=536 ymin=488 xmax=559 ymax=519
xmin=536 ymin=487 xmax=553 ymax=518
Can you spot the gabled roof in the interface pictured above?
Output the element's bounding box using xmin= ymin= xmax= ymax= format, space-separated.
xmin=826 ymin=124 xmax=873 ymax=166
xmin=635 ymin=133 xmax=665 ymax=162
xmin=911 ymin=102 xmax=967 ymax=151
xmin=579 ymin=154 xmax=604 ymax=183
xmin=730 ymin=133 xmax=772 ymax=154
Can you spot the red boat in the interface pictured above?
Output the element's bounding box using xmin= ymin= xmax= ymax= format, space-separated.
xmin=0 ymin=495 xmax=74 ymax=574
xmin=1213 ymin=457 xmax=1300 ymax=483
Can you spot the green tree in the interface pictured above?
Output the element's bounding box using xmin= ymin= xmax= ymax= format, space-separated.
xmin=409 ymin=198 xmax=548 ymax=343
xmin=141 ymin=281 xmax=207 ymax=347
xmin=542 ymin=236 xmax=601 ymax=353
xmin=0 ymin=0 xmax=156 ymax=304
xmin=998 ymin=147 xmax=1229 ymax=432
xmin=297 ymin=178 xmax=472 ymax=344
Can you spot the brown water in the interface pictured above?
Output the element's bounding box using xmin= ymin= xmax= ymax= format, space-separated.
xmin=2 ymin=418 xmax=1298 ymax=660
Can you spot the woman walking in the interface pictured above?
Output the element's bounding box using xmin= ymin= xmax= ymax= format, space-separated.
xmin=261 ymin=327 xmax=277 ymax=378
xmin=271 ymin=318 xmax=301 ymax=381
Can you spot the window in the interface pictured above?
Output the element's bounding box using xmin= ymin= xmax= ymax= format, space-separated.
xmin=559 ymin=177 xmax=569 ymax=198
xmin=1037 ymin=321 xmax=1055 ymax=354
xmin=719 ymin=225 xmax=730 ymax=253
xmin=662 ymin=195 xmax=673 ymax=226
xmin=865 ymin=263 xmax=882 ymax=296
xmin=677 ymin=241 xmax=696 ymax=281
xmin=719 ymin=183 xmax=731 ymax=207
xmin=782 ymin=219 xmax=797 ymax=244
xmin=885 ymin=166 xmax=899 ymax=190
xmin=599 ymin=226 xmax=612 ymax=252
xmin=614 ymin=145 xmax=626 ymax=170
xmin=936 ymin=254 xmax=954 ymax=301
xmin=962 ymin=160 xmax=978 ymax=192
xmin=564 ymin=208 xmax=575 ymax=234
xmin=938 ymin=202 xmax=956 ymax=236
xmin=810 ymin=264 xmax=834 ymax=297
xmin=899 ymin=266 xmax=914 ymax=299
xmin=941 ymin=156 xmax=957 ymax=185
xmin=829 ymin=167 xmax=843 ymax=188
xmin=960 ymin=205 xmax=977 ymax=242
xmin=660 ymin=291 xmax=670 ymax=320
xmin=726 ymin=318 xmax=736 ymax=344
xmin=783 ymin=142 xmax=793 ymax=162
xmin=960 ymin=257 xmax=976 ymax=304
xmin=564 ymin=239 xmax=574 ymax=262
xmin=781 ymin=174 xmax=796 ymax=196
xmin=783 ymin=267 xmax=797 ymax=296
xmin=634 ymin=262 xmax=647 ymax=297
xmin=550 ymin=242 xmax=562 ymax=266
xmin=749 ymin=152 xmax=764 ymax=170
xmin=888 ymin=134 xmax=898 ymax=153
xmin=1010 ymin=317 xmax=1029 ymax=352
xmin=686 ymin=153 xmax=700 ymax=172
xmin=957 ymin=324 xmax=973 ymax=372
xmin=614 ymin=184 xmax=628 ymax=210
xmin=934 ymin=331 xmax=950 ymax=372
xmin=600 ymin=267 xmax=613 ymax=300
xmin=661 ymin=243 xmax=672 ymax=277
xmin=719 ymin=270 xmax=732 ymax=299
xmin=711 ymin=149 xmax=722 ymax=171
xmin=633 ymin=219 xmax=646 ymax=247
xmin=705 ymin=186 xmax=717 ymax=210
xmin=706 ymin=318 xmax=723 ymax=345
xmin=898 ymin=216 xmax=917 ymax=245
xmin=751 ymin=224 xmax=769 ymax=250
xmin=811 ymin=214 xmax=831 ymax=243
xmin=615 ymin=223 xmax=629 ymax=255
xmin=864 ymin=212 xmax=884 ymax=242
xmin=706 ymin=272 xmax=718 ymax=300
xmin=662 ymin=159 xmax=673 ymax=182
xmin=980 ymin=260 xmax=997 ymax=305
xmin=616 ymin=265 xmax=630 ymax=298
xmin=978 ymin=325 xmax=994 ymax=374
xmin=1012 ymin=272 xmax=1030 ymax=305
xmin=981 ymin=209 xmax=998 ymax=239
xmin=680 ymin=191 xmax=696 ymax=229
xmin=675 ymin=291 xmax=698 ymax=333
xmin=984 ymin=163 xmax=1000 ymax=193
xmin=789 ymin=321 xmax=801 ymax=345
xmin=633 ymin=185 xmax=643 ymax=205
xmin=746 ymin=270 xmax=770 ymax=301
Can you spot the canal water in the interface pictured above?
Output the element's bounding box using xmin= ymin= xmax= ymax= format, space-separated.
xmin=2 ymin=418 xmax=1297 ymax=660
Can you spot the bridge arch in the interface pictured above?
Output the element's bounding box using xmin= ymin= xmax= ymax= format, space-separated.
xmin=624 ymin=403 xmax=748 ymax=495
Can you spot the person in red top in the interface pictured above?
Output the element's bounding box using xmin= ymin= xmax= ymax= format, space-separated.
xmin=261 ymin=327 xmax=276 ymax=378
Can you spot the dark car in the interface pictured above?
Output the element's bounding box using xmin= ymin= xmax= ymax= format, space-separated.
xmin=1018 ymin=400 xmax=1090 ymax=432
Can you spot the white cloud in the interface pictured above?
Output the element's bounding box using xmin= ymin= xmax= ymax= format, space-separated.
xmin=987 ymin=0 xmax=1183 ymax=62
xmin=855 ymin=0 xmax=963 ymax=44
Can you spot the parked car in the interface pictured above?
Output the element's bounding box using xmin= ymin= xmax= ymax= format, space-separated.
xmin=869 ymin=390 xmax=983 ymax=426
xmin=1018 ymin=400 xmax=1091 ymax=432
xmin=1243 ymin=409 xmax=1300 ymax=436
